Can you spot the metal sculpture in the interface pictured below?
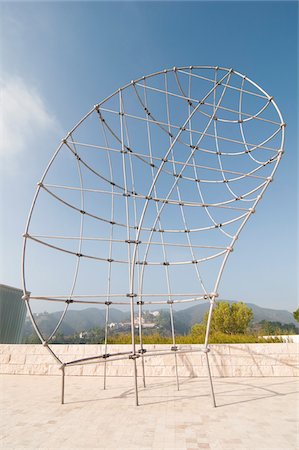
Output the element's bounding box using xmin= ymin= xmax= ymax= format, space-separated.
xmin=22 ymin=66 xmax=285 ymax=406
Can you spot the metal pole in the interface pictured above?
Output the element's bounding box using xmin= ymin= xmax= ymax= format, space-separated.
xmin=103 ymin=302 xmax=110 ymax=390
xmin=204 ymin=299 xmax=216 ymax=407
xmin=169 ymin=302 xmax=179 ymax=391
xmin=138 ymin=302 xmax=146 ymax=388
xmin=119 ymin=90 xmax=139 ymax=407
xmin=133 ymin=357 xmax=139 ymax=406
xmin=205 ymin=351 xmax=216 ymax=408
xmin=61 ymin=365 xmax=65 ymax=405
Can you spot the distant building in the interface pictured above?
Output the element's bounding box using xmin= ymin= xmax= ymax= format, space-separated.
xmin=79 ymin=331 xmax=88 ymax=339
xmin=0 ymin=284 xmax=27 ymax=343
xmin=134 ymin=317 xmax=145 ymax=326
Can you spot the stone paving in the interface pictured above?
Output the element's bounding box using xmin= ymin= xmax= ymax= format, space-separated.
xmin=1 ymin=375 xmax=298 ymax=449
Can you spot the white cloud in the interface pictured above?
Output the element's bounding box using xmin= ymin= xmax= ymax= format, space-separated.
xmin=0 ymin=76 xmax=61 ymax=164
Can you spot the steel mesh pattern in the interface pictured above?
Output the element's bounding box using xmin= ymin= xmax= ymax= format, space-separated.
xmin=22 ymin=66 xmax=285 ymax=406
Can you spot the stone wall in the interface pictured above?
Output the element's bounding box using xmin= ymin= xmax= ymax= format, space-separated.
xmin=0 ymin=344 xmax=298 ymax=377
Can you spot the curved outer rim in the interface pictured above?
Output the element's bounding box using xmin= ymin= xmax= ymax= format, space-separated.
xmin=21 ymin=65 xmax=285 ymax=367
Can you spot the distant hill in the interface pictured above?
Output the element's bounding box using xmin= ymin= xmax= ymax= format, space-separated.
xmin=246 ymin=303 xmax=297 ymax=325
xmin=173 ymin=302 xmax=298 ymax=330
xmin=23 ymin=302 xmax=297 ymax=338
xmin=23 ymin=307 xmax=127 ymax=337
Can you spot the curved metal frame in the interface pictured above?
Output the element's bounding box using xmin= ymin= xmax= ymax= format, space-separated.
xmin=21 ymin=66 xmax=285 ymax=407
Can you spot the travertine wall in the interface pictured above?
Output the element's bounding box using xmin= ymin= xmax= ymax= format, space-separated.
xmin=0 ymin=344 xmax=298 ymax=377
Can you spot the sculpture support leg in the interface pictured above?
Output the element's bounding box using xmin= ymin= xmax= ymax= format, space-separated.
xmin=204 ymin=299 xmax=216 ymax=407
xmin=61 ymin=365 xmax=65 ymax=405
xmin=169 ymin=302 xmax=179 ymax=391
xmin=138 ymin=302 xmax=146 ymax=388
xmin=205 ymin=352 xmax=216 ymax=407
xmin=133 ymin=358 xmax=139 ymax=406
xmin=103 ymin=303 xmax=110 ymax=390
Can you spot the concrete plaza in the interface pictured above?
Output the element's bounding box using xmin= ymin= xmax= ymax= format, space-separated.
xmin=1 ymin=374 xmax=298 ymax=449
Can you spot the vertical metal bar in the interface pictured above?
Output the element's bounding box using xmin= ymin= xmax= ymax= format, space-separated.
xmin=204 ymin=300 xmax=215 ymax=348
xmin=205 ymin=351 xmax=216 ymax=407
xmin=169 ymin=302 xmax=179 ymax=391
xmin=61 ymin=365 xmax=65 ymax=405
xmin=138 ymin=302 xmax=146 ymax=388
xmin=133 ymin=358 xmax=139 ymax=406
xmin=103 ymin=302 xmax=110 ymax=390
xmin=204 ymin=299 xmax=216 ymax=407
xmin=99 ymin=108 xmax=114 ymax=392
xmin=119 ymin=90 xmax=139 ymax=407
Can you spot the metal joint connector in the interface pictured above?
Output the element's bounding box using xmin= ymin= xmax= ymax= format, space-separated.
xmin=129 ymin=353 xmax=140 ymax=360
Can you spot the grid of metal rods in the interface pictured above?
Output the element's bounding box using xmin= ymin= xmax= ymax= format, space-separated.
xmin=22 ymin=66 xmax=285 ymax=407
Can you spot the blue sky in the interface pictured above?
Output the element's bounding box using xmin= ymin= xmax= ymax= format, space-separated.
xmin=1 ymin=1 xmax=297 ymax=313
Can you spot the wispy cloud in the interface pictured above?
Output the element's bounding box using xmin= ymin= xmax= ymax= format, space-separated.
xmin=0 ymin=76 xmax=61 ymax=170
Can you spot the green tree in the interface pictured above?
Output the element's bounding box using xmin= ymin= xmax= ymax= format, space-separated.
xmin=202 ymin=302 xmax=253 ymax=335
xmin=258 ymin=320 xmax=298 ymax=335
xmin=293 ymin=308 xmax=299 ymax=323
xmin=190 ymin=323 xmax=206 ymax=340
xmin=23 ymin=333 xmax=41 ymax=344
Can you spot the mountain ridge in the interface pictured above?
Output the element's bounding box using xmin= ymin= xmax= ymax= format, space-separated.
xmin=23 ymin=301 xmax=298 ymax=338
